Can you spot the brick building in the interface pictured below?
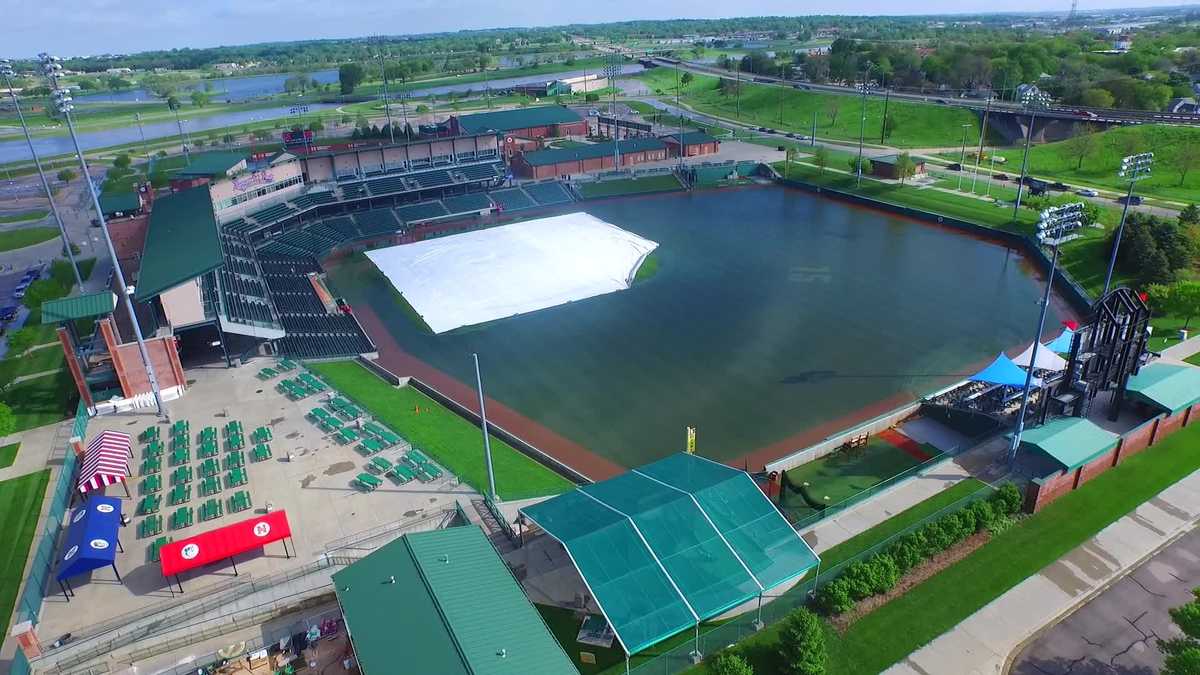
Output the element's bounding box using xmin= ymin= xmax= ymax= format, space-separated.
xmin=510 ymin=138 xmax=668 ymax=179
xmin=448 ymin=106 xmax=587 ymax=141
xmin=662 ymin=132 xmax=720 ymax=158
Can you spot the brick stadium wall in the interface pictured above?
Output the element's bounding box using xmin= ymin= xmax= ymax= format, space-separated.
xmin=1025 ymin=469 xmax=1076 ymax=513
xmin=1116 ymin=416 xmax=1159 ymax=463
xmin=1153 ymin=408 xmax=1186 ymax=442
xmin=1077 ymin=445 xmax=1118 ymax=487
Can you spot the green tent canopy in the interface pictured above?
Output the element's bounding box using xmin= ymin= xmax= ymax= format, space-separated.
xmin=1016 ymin=417 xmax=1121 ymax=471
xmin=1125 ymin=363 xmax=1200 ymax=415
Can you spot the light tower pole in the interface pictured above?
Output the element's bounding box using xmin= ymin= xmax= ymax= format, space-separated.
xmin=1101 ymin=152 xmax=1154 ymax=299
xmin=473 ymin=353 xmax=497 ymax=501
xmin=1012 ymin=86 xmax=1051 ymax=221
xmin=41 ymin=53 xmax=166 ymax=417
xmin=955 ymin=123 xmax=971 ymax=191
xmin=1007 ymin=203 xmax=1085 ymax=465
xmin=1 ymin=60 xmax=82 ymax=288
xmin=374 ymin=38 xmax=396 ymax=144
xmin=855 ymin=61 xmax=874 ymax=188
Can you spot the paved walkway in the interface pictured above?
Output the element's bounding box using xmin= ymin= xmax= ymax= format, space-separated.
xmin=1159 ymin=333 xmax=1200 ymax=362
xmin=885 ymin=467 xmax=1200 ymax=675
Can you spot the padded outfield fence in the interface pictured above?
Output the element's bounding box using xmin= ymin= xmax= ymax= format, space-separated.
xmin=623 ymin=480 xmax=996 ymax=675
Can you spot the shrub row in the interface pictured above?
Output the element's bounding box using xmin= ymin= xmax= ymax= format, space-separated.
xmin=817 ymin=483 xmax=1021 ymax=615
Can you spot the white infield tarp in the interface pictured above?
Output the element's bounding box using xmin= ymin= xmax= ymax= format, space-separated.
xmin=366 ymin=212 xmax=658 ymax=333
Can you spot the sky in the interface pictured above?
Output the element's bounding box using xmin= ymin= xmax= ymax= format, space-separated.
xmin=8 ymin=0 xmax=1192 ymax=58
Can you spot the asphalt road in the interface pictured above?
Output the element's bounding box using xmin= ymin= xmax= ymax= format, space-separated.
xmin=1011 ymin=526 xmax=1200 ymax=675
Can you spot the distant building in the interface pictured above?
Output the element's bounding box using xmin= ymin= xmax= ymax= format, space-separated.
xmin=1167 ymin=98 xmax=1198 ymax=115
xmin=1113 ymin=35 xmax=1134 ymax=52
xmin=104 ymin=67 xmax=133 ymax=75
xmin=510 ymin=137 xmax=668 ymax=179
xmin=870 ymin=154 xmax=926 ymax=180
xmin=212 ymin=63 xmax=242 ymax=74
xmin=448 ymin=106 xmax=587 ymax=140
xmin=662 ymin=132 xmax=719 ymax=158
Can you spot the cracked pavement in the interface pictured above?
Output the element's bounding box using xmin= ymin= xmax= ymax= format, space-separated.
xmin=1011 ymin=526 xmax=1200 ymax=675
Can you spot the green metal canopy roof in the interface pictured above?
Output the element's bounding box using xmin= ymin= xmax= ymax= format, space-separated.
xmin=98 ymin=191 xmax=141 ymax=215
xmin=174 ymin=151 xmax=246 ymax=178
xmin=1126 ymin=363 xmax=1200 ymax=414
xmin=333 ymin=526 xmax=577 ymax=675
xmin=520 ymin=138 xmax=666 ymax=167
xmin=134 ymin=185 xmax=223 ymax=302
xmin=663 ymin=132 xmax=718 ymax=146
xmin=1017 ymin=417 xmax=1121 ymax=471
xmin=41 ymin=291 xmax=117 ymax=324
xmin=521 ymin=453 xmax=820 ymax=655
xmin=454 ymin=106 xmax=582 ymax=134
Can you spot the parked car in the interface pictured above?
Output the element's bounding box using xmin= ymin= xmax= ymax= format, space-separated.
xmin=935 ymin=99 xmax=949 ymax=105
xmin=0 ymin=305 xmax=17 ymax=321
xmin=1117 ymin=195 xmax=1143 ymax=206
xmin=947 ymin=163 xmax=962 ymax=171
xmin=22 ymin=267 xmax=40 ymax=281
xmin=996 ymin=173 xmax=1010 ymax=181
xmin=785 ymin=132 xmax=796 ymax=138
xmin=1051 ymin=182 xmax=1069 ymax=191
xmin=1076 ymin=188 xmax=1099 ymax=197
xmin=13 ymin=287 xmax=28 ymax=299
xmin=757 ymin=126 xmax=769 ymax=132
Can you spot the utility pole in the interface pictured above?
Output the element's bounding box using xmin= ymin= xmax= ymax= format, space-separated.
xmin=878 ymin=85 xmax=891 ymax=144
xmin=1 ymin=60 xmax=82 ymax=288
xmin=1007 ymin=203 xmax=1084 ymax=466
xmin=956 ymin=123 xmax=971 ymax=191
xmin=135 ymin=112 xmax=150 ymax=163
xmin=1101 ymin=152 xmax=1154 ymax=299
xmin=970 ymin=96 xmax=992 ymax=193
xmin=1012 ymin=87 xmax=1051 ymax=221
xmin=735 ymin=59 xmax=741 ymax=120
xmin=42 ymin=53 xmax=166 ymax=417
xmin=811 ymin=110 xmax=817 ymax=147
xmin=777 ymin=63 xmax=785 ymax=126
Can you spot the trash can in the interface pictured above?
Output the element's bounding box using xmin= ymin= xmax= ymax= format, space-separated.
xmin=1179 ymin=329 xmax=1189 ymax=342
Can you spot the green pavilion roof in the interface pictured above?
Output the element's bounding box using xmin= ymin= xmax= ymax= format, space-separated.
xmin=174 ymin=151 xmax=246 ymax=178
xmin=663 ymin=132 xmax=718 ymax=145
xmin=520 ymin=138 xmax=666 ymax=167
xmin=1125 ymin=362 xmax=1200 ymax=414
xmin=1017 ymin=417 xmax=1121 ymax=471
xmin=41 ymin=292 xmax=117 ymax=324
xmin=454 ymin=106 xmax=582 ymax=134
xmin=332 ymin=526 xmax=576 ymax=675
xmin=134 ymin=186 xmax=223 ymax=302
xmin=98 ymin=191 xmax=141 ymax=215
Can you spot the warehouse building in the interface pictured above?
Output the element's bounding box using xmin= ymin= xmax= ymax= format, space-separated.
xmin=510 ymin=138 xmax=668 ymax=179
xmin=448 ymin=106 xmax=587 ymax=141
xmin=662 ymin=132 xmax=720 ymax=158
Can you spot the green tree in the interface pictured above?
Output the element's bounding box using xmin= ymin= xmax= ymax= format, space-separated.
xmin=894 ymin=152 xmax=917 ymax=184
xmin=785 ymin=147 xmax=797 ymax=179
xmin=778 ymin=608 xmax=826 ymax=675
xmin=826 ymin=99 xmax=841 ymax=126
xmin=107 ymin=76 xmax=131 ymax=90
xmin=681 ymin=71 xmax=694 ymax=89
xmin=1147 ymin=281 xmax=1200 ymax=329
xmin=338 ymin=63 xmax=365 ymax=94
xmin=308 ymin=120 xmax=325 ymax=132
xmin=1079 ymin=88 xmax=1115 ymax=108
xmin=252 ymin=129 xmax=272 ymax=141
xmin=166 ymin=95 xmax=181 ymax=112
xmin=1065 ymin=124 xmax=1099 ymax=169
xmin=1160 ymin=589 xmax=1200 ymax=675
xmin=882 ymin=114 xmax=897 ymax=140
xmin=148 ymin=171 xmax=168 ymax=188
xmin=710 ymin=650 xmax=754 ymax=675
xmin=5 ymin=326 xmax=38 ymax=357
xmin=1170 ymin=145 xmax=1198 ymax=187
xmin=22 ymin=278 xmax=69 ymax=312
xmin=222 ymin=133 xmax=234 ymax=145
xmin=1180 ymin=204 xmax=1200 ymax=227
xmin=190 ymin=91 xmax=209 ymax=107
xmin=813 ymin=146 xmax=829 ymax=173
xmin=112 ymin=153 xmax=132 ymax=170
xmin=0 ymin=403 xmax=13 ymax=436
xmin=56 ymin=168 xmax=76 ymax=183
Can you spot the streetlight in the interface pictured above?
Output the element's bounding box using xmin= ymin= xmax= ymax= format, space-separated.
xmin=168 ymin=98 xmax=190 ymax=163
xmin=1100 ymin=152 xmax=1154 ymax=299
xmin=970 ymin=95 xmax=993 ymax=194
xmin=1011 ymin=86 xmax=1052 ymax=220
xmin=955 ymin=123 xmax=971 ymax=191
xmin=855 ymin=61 xmax=875 ymax=188
xmin=40 ymin=53 xmax=166 ymax=418
xmin=374 ymin=38 xmax=396 ymax=144
xmin=1007 ymin=202 xmax=1086 ymax=465
xmin=0 ymin=59 xmax=82 ymax=288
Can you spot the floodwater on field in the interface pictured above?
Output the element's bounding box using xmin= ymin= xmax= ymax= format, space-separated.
xmin=328 ymin=186 xmax=1065 ymax=468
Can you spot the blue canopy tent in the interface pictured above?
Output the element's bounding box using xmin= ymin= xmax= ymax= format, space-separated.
xmin=1045 ymin=328 xmax=1075 ymax=354
xmin=969 ymin=354 xmax=1041 ymax=388
xmin=56 ymin=495 xmax=124 ymax=600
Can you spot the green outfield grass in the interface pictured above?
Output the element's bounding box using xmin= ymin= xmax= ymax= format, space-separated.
xmin=0 ymin=367 xmax=75 ymax=433
xmin=639 ymin=69 xmax=983 ymax=148
xmin=694 ymin=412 xmax=1200 ymax=675
xmin=815 ymin=478 xmax=988 ymax=571
xmin=0 ymin=443 xmax=18 ymax=469
xmin=1186 ymin=352 xmax=1200 ymax=366
xmin=0 ymin=346 xmax=66 ymax=385
xmin=0 ymin=211 xmax=48 ymax=224
xmin=633 ymin=251 xmax=660 ymax=284
xmin=576 ymin=174 xmax=684 ymax=199
xmin=0 ymin=227 xmax=60 ymax=253
xmin=996 ymin=125 xmax=1200 ymax=204
xmin=308 ymin=361 xmax=576 ymax=500
xmin=0 ymin=469 xmax=51 ymax=640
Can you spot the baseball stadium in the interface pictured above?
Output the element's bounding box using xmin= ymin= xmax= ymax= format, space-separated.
xmin=12 ymin=100 xmax=1183 ymax=675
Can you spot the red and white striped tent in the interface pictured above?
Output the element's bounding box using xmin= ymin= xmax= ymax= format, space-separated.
xmin=77 ymin=430 xmax=133 ymax=494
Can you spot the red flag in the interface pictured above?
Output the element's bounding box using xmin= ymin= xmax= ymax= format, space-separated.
xmin=1062 ymin=320 xmax=1080 ymax=330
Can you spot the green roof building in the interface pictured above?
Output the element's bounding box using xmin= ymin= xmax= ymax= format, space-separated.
xmin=98 ymin=191 xmax=144 ymax=218
xmin=333 ymin=525 xmax=578 ymax=675
xmin=174 ymin=151 xmax=247 ymax=179
xmin=449 ymin=106 xmax=586 ymax=138
xmin=134 ymin=185 xmax=224 ymax=302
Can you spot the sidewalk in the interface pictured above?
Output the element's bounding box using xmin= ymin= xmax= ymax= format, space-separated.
xmin=1159 ymin=333 xmax=1200 ymax=362
xmin=885 ymin=466 xmax=1200 ymax=675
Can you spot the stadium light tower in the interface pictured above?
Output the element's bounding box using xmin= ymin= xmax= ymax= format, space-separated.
xmin=40 ymin=53 xmax=166 ymax=418
xmin=374 ymin=37 xmax=396 ymax=144
xmin=955 ymin=123 xmax=971 ymax=191
xmin=0 ymin=60 xmax=82 ymax=288
xmin=854 ymin=61 xmax=875 ymax=188
xmin=604 ymin=52 xmax=622 ymax=171
xmin=970 ymin=94 xmax=994 ymax=194
xmin=472 ymin=353 xmax=497 ymax=501
xmin=1007 ymin=202 xmax=1085 ymax=466
xmin=1011 ymin=86 xmax=1052 ymax=220
xmin=1101 ymin=152 xmax=1154 ymax=298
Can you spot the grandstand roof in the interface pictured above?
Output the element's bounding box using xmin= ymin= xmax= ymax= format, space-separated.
xmin=41 ymin=291 xmax=116 ymax=324
xmin=520 ymin=138 xmax=667 ymax=167
xmin=332 ymin=526 xmax=575 ymax=675
xmin=98 ymin=191 xmax=141 ymax=215
xmin=174 ymin=151 xmax=246 ymax=178
xmin=663 ymin=132 xmax=718 ymax=146
xmin=134 ymin=186 xmax=224 ymax=302
xmin=453 ymin=105 xmax=582 ymax=134
xmin=1125 ymin=362 xmax=1200 ymax=414
xmin=1016 ymin=417 xmax=1120 ymax=471
xmin=520 ymin=453 xmax=819 ymax=655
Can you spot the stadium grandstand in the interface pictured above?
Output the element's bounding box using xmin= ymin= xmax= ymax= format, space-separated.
xmin=520 ymin=453 xmax=819 ymax=660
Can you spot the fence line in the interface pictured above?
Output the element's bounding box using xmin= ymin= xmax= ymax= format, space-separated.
xmin=625 ymin=481 xmax=997 ymax=675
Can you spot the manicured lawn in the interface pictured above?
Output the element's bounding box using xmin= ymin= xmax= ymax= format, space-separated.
xmin=0 ymin=227 xmax=59 ymax=253
xmin=639 ymin=69 xmax=983 ymax=148
xmin=0 ymin=367 xmax=75 ymax=433
xmin=0 ymin=469 xmax=51 ymax=641
xmin=814 ymin=478 xmax=987 ymax=571
xmin=0 ymin=210 xmax=48 ymax=224
xmin=577 ymin=174 xmax=684 ymax=199
xmin=0 ymin=443 xmax=18 ymax=469
xmin=633 ymin=252 xmax=660 ymax=284
xmin=538 ymin=604 xmax=627 ymax=674
xmin=0 ymin=345 xmax=66 ymax=385
xmin=780 ymin=439 xmax=932 ymax=524
xmin=695 ymin=417 xmax=1200 ymax=674
xmin=1186 ymin=352 xmax=1200 ymax=366
xmin=308 ymin=361 xmax=576 ymax=500
xmin=1147 ymin=315 xmax=1196 ymax=352
xmin=996 ymin=125 xmax=1200 ymax=204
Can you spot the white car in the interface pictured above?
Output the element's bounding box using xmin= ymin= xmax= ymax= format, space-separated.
xmin=1076 ymin=188 xmax=1099 ymax=197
